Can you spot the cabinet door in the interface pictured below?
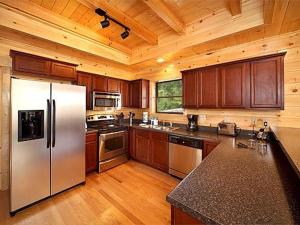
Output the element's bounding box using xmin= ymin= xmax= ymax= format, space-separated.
xmin=77 ymin=72 xmax=92 ymax=109
xmin=182 ymin=71 xmax=198 ymax=108
xmin=12 ymin=52 xmax=50 ymax=75
xmin=203 ymin=140 xmax=219 ymax=159
xmin=130 ymin=80 xmax=141 ymax=108
xmin=220 ymin=62 xmax=250 ymax=108
xmin=50 ymin=62 xmax=77 ymax=80
xmin=135 ymin=129 xmax=151 ymax=164
xmin=108 ymin=78 xmax=121 ymax=93
xmin=141 ymin=79 xmax=149 ymax=109
xmin=129 ymin=127 xmax=136 ymax=159
xmin=250 ymin=56 xmax=283 ymax=109
xmin=85 ymin=133 xmax=98 ymax=173
xmin=150 ymin=132 xmax=169 ymax=172
xmin=121 ymin=80 xmax=130 ymax=107
xmin=197 ymin=68 xmax=219 ymax=108
xmin=92 ymin=75 xmax=108 ymax=92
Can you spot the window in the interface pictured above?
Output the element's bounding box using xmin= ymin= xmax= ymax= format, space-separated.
xmin=156 ymin=79 xmax=183 ymax=114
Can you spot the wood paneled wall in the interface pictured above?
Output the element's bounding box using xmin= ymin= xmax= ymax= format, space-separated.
xmin=137 ymin=30 xmax=300 ymax=130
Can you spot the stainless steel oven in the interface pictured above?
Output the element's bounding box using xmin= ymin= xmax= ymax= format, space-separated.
xmin=99 ymin=130 xmax=128 ymax=172
xmin=93 ymin=92 xmax=121 ymax=111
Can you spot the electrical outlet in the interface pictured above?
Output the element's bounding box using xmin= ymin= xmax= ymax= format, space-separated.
xmin=224 ymin=116 xmax=229 ymax=122
xmin=199 ymin=114 xmax=206 ymax=122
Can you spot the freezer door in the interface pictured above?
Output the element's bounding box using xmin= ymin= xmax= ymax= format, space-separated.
xmin=10 ymin=79 xmax=51 ymax=212
xmin=51 ymin=83 xmax=86 ymax=195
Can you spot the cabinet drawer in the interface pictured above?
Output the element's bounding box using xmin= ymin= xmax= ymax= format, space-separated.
xmin=86 ymin=132 xmax=97 ymax=142
xmin=151 ymin=131 xmax=168 ymax=142
xmin=136 ymin=129 xmax=150 ymax=138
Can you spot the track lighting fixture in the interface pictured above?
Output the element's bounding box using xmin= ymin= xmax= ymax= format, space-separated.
xmin=95 ymin=8 xmax=130 ymax=39
xmin=100 ymin=16 xmax=110 ymax=28
xmin=121 ymin=29 xmax=129 ymax=39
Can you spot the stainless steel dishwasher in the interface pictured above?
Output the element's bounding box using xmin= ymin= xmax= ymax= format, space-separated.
xmin=169 ymin=135 xmax=203 ymax=179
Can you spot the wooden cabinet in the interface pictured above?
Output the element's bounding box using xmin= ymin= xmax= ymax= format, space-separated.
xmin=86 ymin=132 xmax=98 ymax=173
xmin=10 ymin=50 xmax=77 ymax=81
xmin=197 ymin=67 xmax=219 ymax=108
xmin=182 ymin=70 xmax=198 ymax=108
xmin=135 ymin=129 xmax=151 ymax=164
xmin=171 ymin=205 xmax=205 ymax=225
xmin=182 ymin=53 xmax=285 ymax=110
xmin=130 ymin=79 xmax=149 ymax=108
xmin=92 ymin=75 xmax=108 ymax=92
xmin=121 ymin=80 xmax=130 ymax=107
xmin=250 ymin=56 xmax=284 ymax=109
xmin=203 ymin=140 xmax=219 ymax=159
xmin=134 ymin=128 xmax=169 ymax=172
xmin=129 ymin=127 xmax=136 ymax=159
xmin=220 ymin=62 xmax=250 ymax=108
xmin=150 ymin=131 xmax=169 ymax=172
xmin=50 ymin=61 xmax=77 ymax=80
xmin=77 ymin=72 xmax=92 ymax=109
xmin=11 ymin=51 xmax=50 ymax=75
xmin=108 ymin=78 xmax=121 ymax=93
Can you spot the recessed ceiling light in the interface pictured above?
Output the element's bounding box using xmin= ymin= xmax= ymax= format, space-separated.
xmin=157 ymin=58 xmax=164 ymax=63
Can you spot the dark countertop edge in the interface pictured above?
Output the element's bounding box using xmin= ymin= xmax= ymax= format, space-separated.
xmin=270 ymin=126 xmax=300 ymax=179
xmin=86 ymin=128 xmax=98 ymax=134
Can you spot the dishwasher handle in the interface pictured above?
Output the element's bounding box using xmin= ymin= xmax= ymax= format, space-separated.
xmin=169 ymin=135 xmax=203 ymax=149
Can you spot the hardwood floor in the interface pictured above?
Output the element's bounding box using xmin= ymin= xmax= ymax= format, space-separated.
xmin=0 ymin=160 xmax=179 ymax=225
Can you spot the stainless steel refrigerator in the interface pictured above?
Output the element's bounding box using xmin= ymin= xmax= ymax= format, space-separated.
xmin=10 ymin=78 xmax=86 ymax=214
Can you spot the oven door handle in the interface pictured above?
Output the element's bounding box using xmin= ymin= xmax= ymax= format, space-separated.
xmin=99 ymin=130 xmax=127 ymax=140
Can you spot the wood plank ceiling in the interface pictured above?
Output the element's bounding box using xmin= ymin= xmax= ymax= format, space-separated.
xmin=1 ymin=0 xmax=300 ymax=68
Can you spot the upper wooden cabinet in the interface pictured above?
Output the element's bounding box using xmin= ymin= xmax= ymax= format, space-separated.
xmin=107 ymin=78 xmax=121 ymax=93
xmin=92 ymin=75 xmax=108 ymax=92
xmin=250 ymin=56 xmax=284 ymax=109
xmin=121 ymin=80 xmax=130 ymax=107
xmin=130 ymin=79 xmax=149 ymax=109
xmin=220 ymin=62 xmax=250 ymax=108
xmin=182 ymin=70 xmax=198 ymax=108
xmin=182 ymin=53 xmax=285 ymax=110
xmin=10 ymin=50 xmax=77 ymax=81
xmin=197 ymin=68 xmax=219 ymax=108
xmin=77 ymin=71 xmax=92 ymax=109
xmin=50 ymin=61 xmax=77 ymax=80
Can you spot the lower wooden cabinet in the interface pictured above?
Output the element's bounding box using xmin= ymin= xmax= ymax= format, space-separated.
xmin=150 ymin=132 xmax=169 ymax=172
xmin=203 ymin=140 xmax=219 ymax=159
xmin=86 ymin=132 xmax=98 ymax=173
xmin=132 ymin=128 xmax=169 ymax=172
xmin=171 ymin=205 xmax=205 ymax=225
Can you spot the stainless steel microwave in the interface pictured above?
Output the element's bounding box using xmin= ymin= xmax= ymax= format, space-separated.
xmin=92 ymin=92 xmax=121 ymax=111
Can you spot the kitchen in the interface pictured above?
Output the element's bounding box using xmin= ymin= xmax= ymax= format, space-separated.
xmin=0 ymin=0 xmax=300 ymax=224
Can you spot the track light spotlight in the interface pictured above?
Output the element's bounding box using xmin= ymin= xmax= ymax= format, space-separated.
xmin=100 ymin=17 xmax=110 ymax=28
xmin=121 ymin=29 xmax=129 ymax=39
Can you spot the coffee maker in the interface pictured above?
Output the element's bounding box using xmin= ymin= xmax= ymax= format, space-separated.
xmin=187 ymin=114 xmax=198 ymax=131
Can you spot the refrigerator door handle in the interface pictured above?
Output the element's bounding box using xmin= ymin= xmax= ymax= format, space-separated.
xmin=52 ymin=99 xmax=56 ymax=147
xmin=47 ymin=99 xmax=51 ymax=148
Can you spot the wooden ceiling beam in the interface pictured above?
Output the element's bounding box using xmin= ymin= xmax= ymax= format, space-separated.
xmin=77 ymin=0 xmax=158 ymax=45
xmin=0 ymin=1 xmax=131 ymax=64
xmin=143 ymin=0 xmax=185 ymax=34
xmin=228 ymin=0 xmax=242 ymax=16
xmin=263 ymin=0 xmax=275 ymax=24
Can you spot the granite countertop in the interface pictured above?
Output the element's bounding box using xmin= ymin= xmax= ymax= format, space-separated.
xmin=271 ymin=126 xmax=300 ymax=178
xmin=86 ymin=128 xmax=98 ymax=134
xmin=166 ymin=133 xmax=300 ymax=225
